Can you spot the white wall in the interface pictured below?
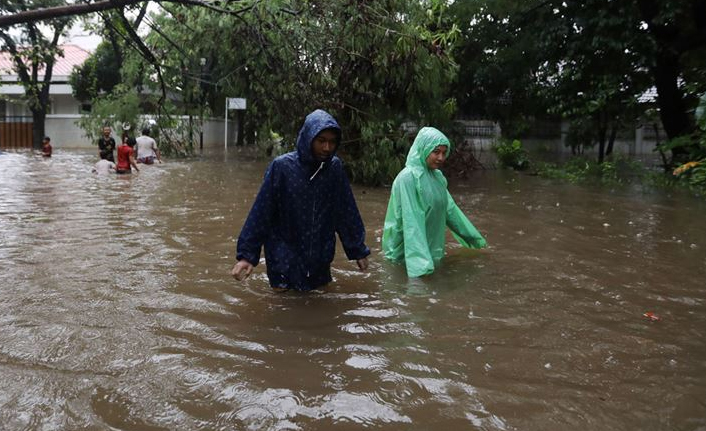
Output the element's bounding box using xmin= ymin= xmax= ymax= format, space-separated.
xmin=45 ymin=116 xmax=236 ymax=149
xmin=45 ymin=115 xmax=90 ymax=148
xmin=50 ymin=95 xmax=81 ymax=115
xmin=2 ymin=94 xmax=80 ymax=116
xmin=202 ymin=118 xmax=239 ymax=148
xmin=36 ymin=114 xmax=669 ymax=164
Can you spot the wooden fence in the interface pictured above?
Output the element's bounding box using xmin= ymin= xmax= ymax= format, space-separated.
xmin=0 ymin=116 xmax=33 ymax=149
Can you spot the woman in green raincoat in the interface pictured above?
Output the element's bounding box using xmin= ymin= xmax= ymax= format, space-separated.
xmin=382 ymin=127 xmax=487 ymax=278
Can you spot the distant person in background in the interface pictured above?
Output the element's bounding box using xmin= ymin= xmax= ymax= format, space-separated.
xmin=115 ymin=133 xmax=139 ymax=174
xmin=97 ymin=126 xmax=116 ymax=162
xmin=382 ymin=127 xmax=487 ymax=278
xmin=92 ymin=151 xmax=116 ymax=175
xmin=135 ymin=127 xmax=161 ymax=164
xmin=41 ymin=136 xmax=52 ymax=157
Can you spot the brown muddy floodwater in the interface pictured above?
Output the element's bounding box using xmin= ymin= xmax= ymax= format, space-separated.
xmin=0 ymin=149 xmax=705 ymax=431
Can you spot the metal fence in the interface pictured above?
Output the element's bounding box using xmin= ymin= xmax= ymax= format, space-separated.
xmin=460 ymin=124 xmax=497 ymax=137
xmin=0 ymin=116 xmax=33 ymax=149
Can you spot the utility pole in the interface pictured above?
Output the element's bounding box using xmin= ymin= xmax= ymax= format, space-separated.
xmin=199 ymin=57 xmax=206 ymax=153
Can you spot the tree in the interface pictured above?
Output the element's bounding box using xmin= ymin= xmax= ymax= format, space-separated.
xmin=0 ymin=0 xmax=247 ymax=28
xmin=449 ymin=0 xmax=706 ymax=164
xmin=9 ymin=0 xmax=460 ymax=183
xmin=0 ymin=0 xmax=74 ymax=149
xmin=69 ymin=40 xmax=122 ymax=102
xmin=636 ymin=0 xmax=706 ymax=140
xmin=448 ymin=0 xmax=551 ymax=134
xmin=2 ymin=0 xmax=247 ymax=151
xmin=136 ymin=0 xmax=460 ymax=184
xmin=531 ymin=1 xmax=653 ymax=163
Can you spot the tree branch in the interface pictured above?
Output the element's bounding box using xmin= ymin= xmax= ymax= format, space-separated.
xmin=0 ymin=0 xmax=250 ymax=28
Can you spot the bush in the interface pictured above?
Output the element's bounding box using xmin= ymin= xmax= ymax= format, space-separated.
xmin=74 ymin=86 xmax=141 ymax=143
xmin=492 ymin=139 xmax=529 ymax=170
xmin=342 ymin=122 xmax=408 ymax=186
xmin=535 ymin=156 xmax=646 ymax=185
xmin=667 ymin=92 xmax=706 ymax=194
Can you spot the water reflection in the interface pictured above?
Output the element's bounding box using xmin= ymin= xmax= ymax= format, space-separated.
xmin=0 ymin=149 xmax=705 ymax=430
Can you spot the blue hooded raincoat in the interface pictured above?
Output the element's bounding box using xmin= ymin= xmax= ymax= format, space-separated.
xmin=236 ymin=109 xmax=370 ymax=290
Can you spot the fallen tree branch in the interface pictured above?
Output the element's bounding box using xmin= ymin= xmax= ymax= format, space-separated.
xmin=0 ymin=0 xmax=249 ymax=28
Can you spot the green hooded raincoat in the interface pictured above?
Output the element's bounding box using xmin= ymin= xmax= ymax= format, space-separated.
xmin=382 ymin=127 xmax=487 ymax=277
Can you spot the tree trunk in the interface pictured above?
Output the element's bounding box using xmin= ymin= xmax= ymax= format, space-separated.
xmin=31 ymin=108 xmax=47 ymax=150
xmin=188 ymin=114 xmax=194 ymax=147
xmin=597 ymin=119 xmax=607 ymax=164
xmin=636 ymin=0 xmax=699 ymax=165
xmin=606 ymin=126 xmax=618 ymax=156
xmin=597 ymin=136 xmax=606 ymax=164
xmin=653 ymin=50 xmax=693 ymax=140
xmin=30 ymin=86 xmax=51 ymax=150
xmin=654 ymin=122 xmax=670 ymax=172
xmin=237 ymin=110 xmax=245 ymax=146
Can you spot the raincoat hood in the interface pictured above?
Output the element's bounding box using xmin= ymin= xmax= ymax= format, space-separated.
xmin=296 ymin=109 xmax=341 ymax=165
xmin=405 ymin=127 xmax=453 ymax=175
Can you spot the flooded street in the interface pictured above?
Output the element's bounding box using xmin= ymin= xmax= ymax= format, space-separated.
xmin=1 ymin=149 xmax=705 ymax=430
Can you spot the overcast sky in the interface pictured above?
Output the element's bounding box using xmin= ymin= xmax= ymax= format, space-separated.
xmin=63 ymin=22 xmax=102 ymax=51
xmin=6 ymin=21 xmax=102 ymax=51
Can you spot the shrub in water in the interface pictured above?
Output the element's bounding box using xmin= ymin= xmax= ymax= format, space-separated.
xmin=492 ymin=139 xmax=529 ymax=170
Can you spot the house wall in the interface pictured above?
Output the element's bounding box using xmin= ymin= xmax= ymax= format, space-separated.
xmin=520 ymin=124 xmax=664 ymax=166
xmin=46 ymin=115 xmax=87 ymax=147
xmin=46 ymin=116 xmax=236 ymax=149
xmin=50 ymin=94 xmax=81 ymax=115
xmin=203 ymin=118 xmax=238 ymax=149
xmin=3 ymin=98 xmax=29 ymax=116
xmin=16 ymin=107 xmax=669 ymax=166
xmin=2 ymin=93 xmax=80 ymax=116
xmin=452 ymin=119 xmax=666 ymax=168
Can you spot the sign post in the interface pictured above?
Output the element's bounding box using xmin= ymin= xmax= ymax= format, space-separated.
xmin=225 ymin=98 xmax=247 ymax=149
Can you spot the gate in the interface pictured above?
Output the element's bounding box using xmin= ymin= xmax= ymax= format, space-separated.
xmin=0 ymin=116 xmax=34 ymax=149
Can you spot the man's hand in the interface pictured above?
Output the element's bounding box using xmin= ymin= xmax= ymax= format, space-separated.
xmin=231 ymin=260 xmax=254 ymax=281
xmin=356 ymin=257 xmax=369 ymax=271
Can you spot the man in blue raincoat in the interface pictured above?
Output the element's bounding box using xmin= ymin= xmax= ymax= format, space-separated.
xmin=231 ymin=109 xmax=370 ymax=291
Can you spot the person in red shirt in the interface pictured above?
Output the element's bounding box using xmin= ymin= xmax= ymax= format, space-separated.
xmin=116 ymin=132 xmax=140 ymax=174
xmin=41 ymin=136 xmax=52 ymax=157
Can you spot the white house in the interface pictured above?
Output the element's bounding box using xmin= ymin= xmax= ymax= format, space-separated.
xmin=0 ymin=44 xmax=92 ymax=148
xmin=1 ymin=44 xmax=230 ymax=150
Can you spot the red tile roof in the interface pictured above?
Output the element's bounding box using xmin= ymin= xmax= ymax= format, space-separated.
xmin=0 ymin=44 xmax=91 ymax=77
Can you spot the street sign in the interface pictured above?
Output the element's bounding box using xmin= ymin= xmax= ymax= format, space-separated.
xmin=227 ymin=98 xmax=246 ymax=110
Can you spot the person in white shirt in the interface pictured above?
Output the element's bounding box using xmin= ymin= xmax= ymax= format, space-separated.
xmin=92 ymin=151 xmax=116 ymax=174
xmin=135 ymin=127 xmax=162 ymax=164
